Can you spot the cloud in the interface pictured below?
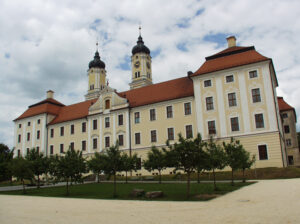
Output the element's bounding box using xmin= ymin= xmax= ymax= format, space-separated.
xmin=1 ymin=0 xmax=300 ymax=148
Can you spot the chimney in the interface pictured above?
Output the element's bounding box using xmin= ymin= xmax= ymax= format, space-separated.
xmin=47 ymin=90 xmax=54 ymax=99
xmin=226 ymin=36 xmax=236 ymax=48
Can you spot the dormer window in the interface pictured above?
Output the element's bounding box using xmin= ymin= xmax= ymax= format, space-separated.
xmin=105 ymin=99 xmax=110 ymax=109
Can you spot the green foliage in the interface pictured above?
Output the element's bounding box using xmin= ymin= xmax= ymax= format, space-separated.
xmin=121 ymin=153 xmax=140 ymax=183
xmin=103 ymin=143 xmax=123 ymax=197
xmin=0 ymin=143 xmax=14 ymax=182
xmin=88 ymin=152 xmax=107 ymax=183
xmin=239 ymin=149 xmax=256 ymax=182
xmin=51 ymin=147 xmax=86 ymax=195
xmin=25 ymin=148 xmax=48 ymax=188
xmin=11 ymin=157 xmax=33 ymax=193
xmin=205 ymin=137 xmax=227 ymax=190
xmin=143 ymin=146 xmax=167 ymax=183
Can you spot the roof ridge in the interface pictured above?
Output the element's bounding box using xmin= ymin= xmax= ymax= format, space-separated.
xmin=205 ymin=46 xmax=255 ymax=60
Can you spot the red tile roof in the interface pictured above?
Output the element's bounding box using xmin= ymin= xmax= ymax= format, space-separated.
xmin=277 ymin=97 xmax=296 ymax=121
xmin=118 ymin=76 xmax=194 ymax=107
xmin=191 ymin=46 xmax=270 ymax=77
xmin=49 ymin=99 xmax=97 ymax=125
xmin=14 ymin=98 xmax=64 ymax=121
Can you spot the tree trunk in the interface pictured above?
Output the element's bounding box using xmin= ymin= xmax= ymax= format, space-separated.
xmin=66 ymin=179 xmax=69 ymax=196
xmin=187 ymin=172 xmax=191 ymax=199
xmin=159 ymin=170 xmax=161 ymax=184
xmin=125 ymin=171 xmax=128 ymax=184
xmin=242 ymin=168 xmax=246 ymax=183
xmin=231 ymin=169 xmax=234 ymax=186
xmin=37 ymin=174 xmax=40 ymax=189
xmin=113 ymin=173 xmax=117 ymax=198
xmin=10 ymin=176 xmax=13 ymax=186
xmin=197 ymin=170 xmax=200 ymax=184
xmin=97 ymin=172 xmax=100 ymax=183
xmin=213 ymin=169 xmax=217 ymax=190
xmin=22 ymin=179 xmax=26 ymax=194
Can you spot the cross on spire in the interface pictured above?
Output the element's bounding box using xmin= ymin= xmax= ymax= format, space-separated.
xmin=139 ymin=25 xmax=141 ymax=36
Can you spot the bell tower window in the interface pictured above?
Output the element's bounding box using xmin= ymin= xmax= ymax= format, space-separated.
xmin=90 ymin=84 xmax=94 ymax=90
xmin=105 ymin=99 xmax=110 ymax=109
xmin=135 ymin=71 xmax=140 ymax=78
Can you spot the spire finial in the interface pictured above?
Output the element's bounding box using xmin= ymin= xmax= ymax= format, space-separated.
xmin=96 ymin=39 xmax=99 ymax=52
xmin=139 ymin=25 xmax=141 ymax=36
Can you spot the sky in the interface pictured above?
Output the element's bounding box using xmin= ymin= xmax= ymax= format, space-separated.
xmin=1 ymin=0 xmax=300 ymax=148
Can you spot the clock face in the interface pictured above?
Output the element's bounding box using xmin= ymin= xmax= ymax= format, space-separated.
xmin=134 ymin=61 xmax=140 ymax=68
xmin=146 ymin=62 xmax=150 ymax=69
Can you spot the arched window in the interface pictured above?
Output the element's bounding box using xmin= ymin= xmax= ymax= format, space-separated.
xmin=105 ymin=99 xmax=110 ymax=109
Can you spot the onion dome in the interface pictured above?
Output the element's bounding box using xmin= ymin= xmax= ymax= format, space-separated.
xmin=89 ymin=50 xmax=105 ymax=69
xmin=132 ymin=35 xmax=150 ymax=55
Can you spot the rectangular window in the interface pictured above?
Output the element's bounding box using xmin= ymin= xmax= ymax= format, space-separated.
xmin=93 ymin=138 xmax=97 ymax=149
xmin=118 ymin=114 xmax=123 ymax=126
xmin=252 ymin=88 xmax=261 ymax=103
xmin=70 ymin=124 xmax=74 ymax=135
xmin=286 ymin=139 xmax=292 ymax=147
xmin=151 ymin=130 xmax=157 ymax=143
xmin=185 ymin=125 xmax=193 ymax=138
xmin=206 ymin=97 xmax=214 ymax=110
xmin=226 ymin=75 xmax=234 ymax=83
xmin=37 ymin=119 xmax=40 ymax=124
xmin=60 ymin=127 xmax=64 ymax=136
xmin=105 ymin=117 xmax=110 ymax=128
xmin=93 ymin=119 xmax=97 ymax=130
xmin=134 ymin=112 xmax=140 ymax=124
xmin=60 ymin=144 xmax=64 ymax=153
xmin=17 ymin=150 xmax=21 ymax=157
xmin=204 ymin=80 xmax=211 ymax=87
xmin=255 ymin=114 xmax=264 ymax=128
xmin=82 ymin=122 xmax=86 ymax=133
xmin=37 ymin=130 xmax=40 ymax=140
xmin=28 ymin=122 xmax=31 ymax=126
xmin=18 ymin=134 xmax=21 ymax=143
xmin=166 ymin=106 xmax=173 ymax=118
xmin=50 ymin=129 xmax=54 ymax=138
xmin=90 ymin=84 xmax=94 ymax=90
xmin=284 ymin=125 xmax=290 ymax=134
xmin=230 ymin=117 xmax=240 ymax=132
xmin=27 ymin=133 xmax=30 ymax=141
xmin=27 ymin=148 xmax=29 ymax=154
xmin=82 ymin=140 xmax=86 ymax=151
xmin=118 ymin=135 xmax=124 ymax=146
xmin=50 ymin=145 xmax=54 ymax=155
xmin=288 ymin=156 xmax=294 ymax=165
xmin=167 ymin=128 xmax=174 ymax=141
xmin=249 ymin=70 xmax=258 ymax=78
xmin=258 ymin=145 xmax=268 ymax=160
xmin=70 ymin=142 xmax=74 ymax=150
xmin=135 ymin=133 xmax=141 ymax=145
xmin=19 ymin=124 xmax=22 ymax=128
xmin=36 ymin=147 xmax=39 ymax=154
xmin=184 ymin=102 xmax=191 ymax=115
xmin=150 ymin=109 xmax=156 ymax=121
xmin=228 ymin=93 xmax=237 ymax=107
xmin=105 ymin=136 xmax=110 ymax=148
xmin=282 ymin=113 xmax=288 ymax=119
xmin=208 ymin=121 xmax=216 ymax=135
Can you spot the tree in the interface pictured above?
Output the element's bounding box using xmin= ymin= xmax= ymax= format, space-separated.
xmin=87 ymin=152 xmax=107 ymax=183
xmin=103 ymin=143 xmax=123 ymax=197
xmin=223 ymin=138 xmax=245 ymax=186
xmin=55 ymin=147 xmax=86 ymax=195
xmin=165 ymin=133 xmax=205 ymax=198
xmin=25 ymin=148 xmax=48 ymax=188
xmin=11 ymin=157 xmax=33 ymax=194
xmin=205 ymin=137 xmax=227 ymax=190
xmin=240 ymin=149 xmax=256 ymax=182
xmin=0 ymin=143 xmax=14 ymax=183
xmin=121 ymin=153 xmax=140 ymax=183
xmin=143 ymin=146 xmax=167 ymax=184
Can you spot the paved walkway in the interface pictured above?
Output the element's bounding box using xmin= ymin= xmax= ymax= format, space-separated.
xmin=1 ymin=179 xmax=299 ymax=224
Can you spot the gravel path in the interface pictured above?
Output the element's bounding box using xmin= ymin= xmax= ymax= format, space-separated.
xmin=1 ymin=179 xmax=299 ymax=224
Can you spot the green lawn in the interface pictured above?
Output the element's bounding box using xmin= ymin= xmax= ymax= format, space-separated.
xmin=0 ymin=182 xmax=253 ymax=201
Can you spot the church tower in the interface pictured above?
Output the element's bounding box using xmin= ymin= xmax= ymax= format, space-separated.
xmin=85 ymin=43 xmax=107 ymax=100
xmin=129 ymin=27 xmax=152 ymax=89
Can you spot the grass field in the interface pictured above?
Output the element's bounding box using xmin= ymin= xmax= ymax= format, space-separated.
xmin=0 ymin=182 xmax=253 ymax=201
